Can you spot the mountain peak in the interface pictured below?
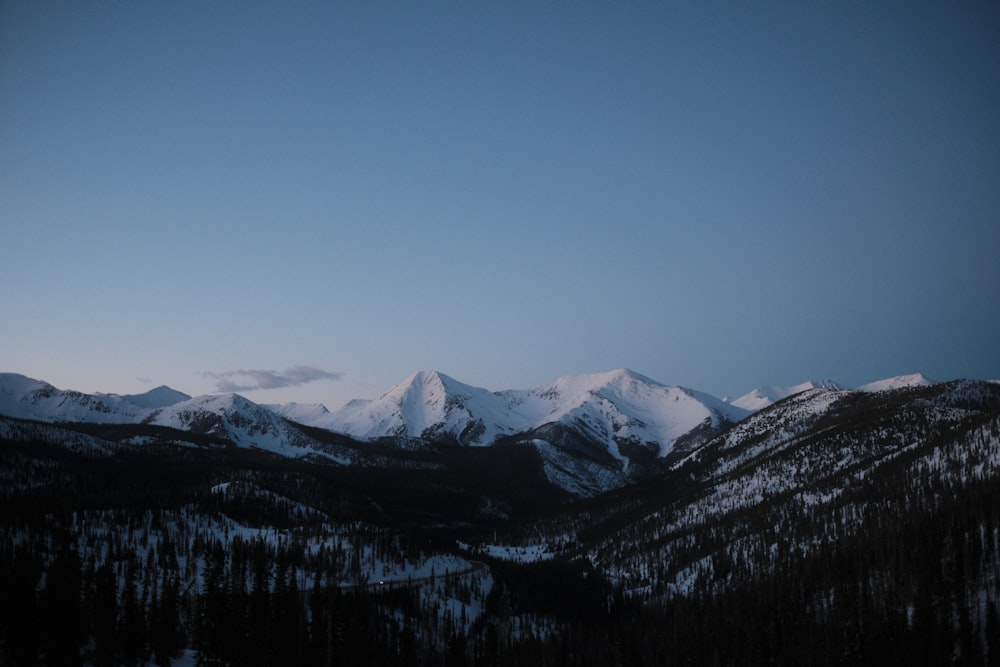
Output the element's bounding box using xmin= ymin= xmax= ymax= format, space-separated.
xmin=534 ymin=368 xmax=663 ymax=400
xmin=264 ymin=401 xmax=331 ymax=424
xmin=121 ymin=385 xmax=191 ymax=409
xmin=593 ymin=368 xmax=661 ymax=387
xmin=858 ymin=373 xmax=935 ymax=393
xmin=385 ymin=370 xmax=464 ymax=404
xmin=727 ymin=379 xmax=847 ymax=412
xmin=404 ymin=369 xmax=454 ymax=388
xmin=0 ymin=372 xmax=56 ymax=398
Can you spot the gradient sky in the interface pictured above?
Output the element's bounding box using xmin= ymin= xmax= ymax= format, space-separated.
xmin=2 ymin=1 xmax=998 ymax=408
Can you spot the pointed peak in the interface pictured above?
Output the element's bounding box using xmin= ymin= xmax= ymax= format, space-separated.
xmin=389 ymin=369 xmax=477 ymax=397
xmin=410 ymin=369 xmax=451 ymax=384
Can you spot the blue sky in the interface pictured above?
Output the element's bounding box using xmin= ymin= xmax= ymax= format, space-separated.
xmin=2 ymin=1 xmax=998 ymax=408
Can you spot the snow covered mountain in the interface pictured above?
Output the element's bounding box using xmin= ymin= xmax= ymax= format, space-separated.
xmin=5 ymin=373 xmax=999 ymax=665
xmin=309 ymin=368 xmax=746 ymax=452
xmin=143 ymin=393 xmax=343 ymax=459
xmin=0 ymin=373 xmax=158 ymax=423
xmin=297 ymin=369 xmax=750 ymax=495
xmin=724 ymin=380 xmax=846 ymax=411
xmin=262 ymin=401 xmax=331 ymax=424
xmin=857 ymin=372 xmax=935 ymax=392
xmin=725 ymin=374 xmax=941 ymax=411
xmin=0 ymin=373 xmax=342 ymax=462
xmin=0 ymin=368 xmax=953 ymax=496
xmin=118 ymin=385 xmax=191 ymax=409
xmin=312 ymin=370 xmax=517 ymax=445
xmin=0 ymin=369 xmax=752 ymax=496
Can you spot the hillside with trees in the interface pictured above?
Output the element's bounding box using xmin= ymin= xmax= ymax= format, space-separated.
xmin=2 ymin=380 xmax=999 ymax=665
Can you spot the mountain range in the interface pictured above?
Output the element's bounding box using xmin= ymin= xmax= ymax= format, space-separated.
xmin=3 ymin=368 xmax=999 ymax=664
xmin=0 ymin=369 xmax=945 ymax=496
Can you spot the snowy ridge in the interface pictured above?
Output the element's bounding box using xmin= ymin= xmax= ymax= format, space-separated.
xmin=857 ymin=373 xmax=935 ymax=393
xmin=263 ymin=401 xmax=331 ymax=424
xmin=513 ymin=369 xmax=748 ymax=458
xmin=314 ymin=370 xmax=519 ymax=445
xmin=0 ymin=369 xmax=752 ymax=495
xmin=145 ymin=393 xmax=344 ymax=460
xmin=680 ymin=387 xmax=854 ymax=477
xmin=725 ymin=380 xmax=846 ymax=412
xmin=0 ymin=369 xmax=961 ymax=496
xmin=0 ymin=372 xmax=151 ymax=423
xmin=309 ymin=369 xmax=747 ymax=458
xmin=581 ymin=381 xmax=1000 ymax=600
xmin=0 ymin=373 xmax=344 ymax=462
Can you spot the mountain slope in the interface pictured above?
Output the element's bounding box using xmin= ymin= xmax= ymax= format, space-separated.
xmin=5 ymin=377 xmax=1000 ymax=666
xmin=725 ymin=379 xmax=846 ymax=411
xmin=857 ymin=372 xmax=935 ymax=392
xmin=514 ymin=369 xmax=746 ymax=456
xmin=497 ymin=379 xmax=1000 ymax=599
xmin=0 ymin=373 xmax=345 ymax=462
xmin=300 ymin=369 xmax=749 ymax=495
xmin=145 ymin=393 xmax=347 ymax=461
xmin=263 ymin=401 xmax=331 ymax=424
xmin=311 ymin=369 xmax=746 ymax=454
xmin=313 ymin=370 xmax=519 ymax=445
xmin=0 ymin=373 xmax=151 ymax=423
xmin=0 ymin=369 xmax=963 ymax=498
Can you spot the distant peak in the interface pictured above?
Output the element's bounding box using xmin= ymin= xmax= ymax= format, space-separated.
xmin=858 ymin=373 xmax=935 ymax=393
xmin=381 ymin=370 xmax=464 ymax=404
xmin=728 ymin=379 xmax=846 ymax=411
xmin=411 ymin=369 xmax=449 ymax=383
xmin=122 ymin=385 xmax=191 ymax=409
xmin=548 ymin=368 xmax=665 ymax=389
xmin=397 ymin=369 xmax=479 ymax=394
xmin=605 ymin=368 xmax=650 ymax=382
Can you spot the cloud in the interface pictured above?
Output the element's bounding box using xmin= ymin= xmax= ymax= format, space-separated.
xmin=205 ymin=366 xmax=343 ymax=393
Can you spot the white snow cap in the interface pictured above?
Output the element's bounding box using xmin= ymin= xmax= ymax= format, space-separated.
xmin=726 ymin=380 xmax=845 ymax=412
xmin=857 ymin=373 xmax=935 ymax=393
xmin=310 ymin=368 xmax=747 ymax=456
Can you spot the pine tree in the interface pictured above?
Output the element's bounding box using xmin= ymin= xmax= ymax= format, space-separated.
xmin=93 ymin=561 xmax=119 ymax=667
xmin=5 ymin=545 xmax=42 ymax=666
xmin=150 ymin=571 xmax=182 ymax=666
xmin=41 ymin=546 xmax=83 ymax=666
xmin=120 ymin=559 xmax=147 ymax=666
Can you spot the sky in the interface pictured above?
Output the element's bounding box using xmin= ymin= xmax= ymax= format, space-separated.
xmin=2 ymin=1 xmax=998 ymax=409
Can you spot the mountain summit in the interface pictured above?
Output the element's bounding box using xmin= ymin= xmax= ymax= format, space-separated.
xmin=119 ymin=386 xmax=192 ymax=409
xmin=298 ymin=369 xmax=750 ymax=495
xmin=308 ymin=368 xmax=746 ymax=453
xmin=857 ymin=373 xmax=936 ymax=393
xmin=725 ymin=380 xmax=846 ymax=411
xmin=313 ymin=370 xmax=515 ymax=444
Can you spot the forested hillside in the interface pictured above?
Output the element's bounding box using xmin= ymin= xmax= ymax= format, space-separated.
xmin=2 ymin=381 xmax=999 ymax=665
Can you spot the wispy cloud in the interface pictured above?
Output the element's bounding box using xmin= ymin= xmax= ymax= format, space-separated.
xmin=205 ymin=366 xmax=343 ymax=393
